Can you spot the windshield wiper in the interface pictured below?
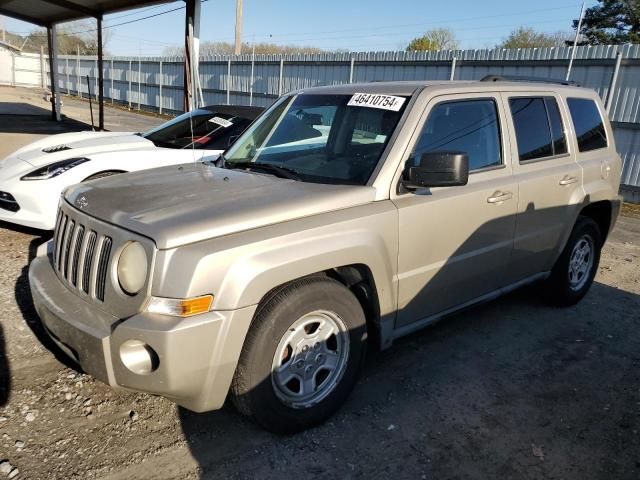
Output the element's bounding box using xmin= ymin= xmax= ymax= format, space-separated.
xmin=227 ymin=161 xmax=302 ymax=181
xmin=206 ymin=153 xmax=225 ymax=167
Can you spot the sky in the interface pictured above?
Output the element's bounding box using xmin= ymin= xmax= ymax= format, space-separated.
xmin=1 ymin=0 xmax=596 ymax=56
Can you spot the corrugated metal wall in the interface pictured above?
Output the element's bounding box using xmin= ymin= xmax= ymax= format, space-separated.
xmin=48 ymin=44 xmax=640 ymax=188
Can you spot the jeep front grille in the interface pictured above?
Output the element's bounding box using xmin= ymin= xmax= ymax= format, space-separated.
xmin=53 ymin=207 xmax=113 ymax=302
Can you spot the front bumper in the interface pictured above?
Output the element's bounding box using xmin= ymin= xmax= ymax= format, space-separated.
xmin=0 ymin=157 xmax=62 ymax=230
xmin=29 ymin=253 xmax=257 ymax=412
xmin=0 ymin=182 xmax=60 ymax=230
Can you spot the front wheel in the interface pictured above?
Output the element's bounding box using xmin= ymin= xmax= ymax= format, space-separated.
xmin=231 ymin=276 xmax=367 ymax=434
xmin=545 ymin=216 xmax=602 ymax=306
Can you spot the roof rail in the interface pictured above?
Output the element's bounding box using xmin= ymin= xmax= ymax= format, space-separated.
xmin=480 ymin=75 xmax=581 ymax=87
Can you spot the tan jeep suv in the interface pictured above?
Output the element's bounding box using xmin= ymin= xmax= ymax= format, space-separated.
xmin=29 ymin=77 xmax=622 ymax=433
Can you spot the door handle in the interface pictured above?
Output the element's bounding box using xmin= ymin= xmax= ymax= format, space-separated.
xmin=559 ymin=175 xmax=578 ymax=186
xmin=487 ymin=191 xmax=513 ymax=204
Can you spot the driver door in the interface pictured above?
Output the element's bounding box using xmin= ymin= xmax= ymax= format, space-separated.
xmin=392 ymin=93 xmax=517 ymax=327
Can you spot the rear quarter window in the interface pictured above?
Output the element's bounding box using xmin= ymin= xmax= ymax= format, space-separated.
xmin=567 ymin=98 xmax=608 ymax=152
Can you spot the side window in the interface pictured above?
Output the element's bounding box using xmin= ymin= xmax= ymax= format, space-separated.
xmin=413 ymin=99 xmax=502 ymax=171
xmin=509 ymin=97 xmax=568 ymax=162
xmin=545 ymin=98 xmax=568 ymax=155
xmin=567 ymin=98 xmax=608 ymax=152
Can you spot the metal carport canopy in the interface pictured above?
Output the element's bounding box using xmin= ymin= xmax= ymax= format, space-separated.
xmin=0 ymin=0 xmax=201 ymax=129
xmin=0 ymin=1 xmax=173 ymax=28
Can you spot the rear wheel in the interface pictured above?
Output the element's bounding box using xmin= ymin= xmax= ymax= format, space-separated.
xmin=231 ymin=276 xmax=367 ymax=434
xmin=545 ymin=216 xmax=602 ymax=306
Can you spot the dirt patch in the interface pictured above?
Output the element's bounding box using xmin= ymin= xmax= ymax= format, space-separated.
xmin=0 ymin=216 xmax=639 ymax=480
xmin=622 ymin=202 xmax=640 ymax=219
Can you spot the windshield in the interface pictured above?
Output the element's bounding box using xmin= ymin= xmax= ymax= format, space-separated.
xmin=224 ymin=93 xmax=408 ymax=185
xmin=143 ymin=109 xmax=253 ymax=150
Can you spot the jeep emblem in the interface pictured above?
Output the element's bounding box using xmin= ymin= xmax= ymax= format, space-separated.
xmin=75 ymin=195 xmax=89 ymax=210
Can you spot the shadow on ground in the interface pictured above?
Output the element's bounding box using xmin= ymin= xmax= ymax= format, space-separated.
xmin=0 ymin=323 xmax=8 ymax=407
xmin=8 ymin=222 xmax=78 ymax=370
xmin=0 ymin=106 xmax=91 ymax=134
xmin=180 ymin=281 xmax=640 ymax=479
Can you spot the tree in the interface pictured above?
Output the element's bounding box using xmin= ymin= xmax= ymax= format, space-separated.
xmin=19 ymin=20 xmax=111 ymax=55
xmin=1 ymin=31 xmax=26 ymax=49
xmin=406 ymin=28 xmax=459 ymax=52
xmin=163 ymin=41 xmax=323 ymax=56
xmin=575 ymin=0 xmax=640 ymax=44
xmin=497 ymin=27 xmax=571 ymax=49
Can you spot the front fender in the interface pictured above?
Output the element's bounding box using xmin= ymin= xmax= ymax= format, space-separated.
xmin=151 ymin=201 xmax=399 ymax=319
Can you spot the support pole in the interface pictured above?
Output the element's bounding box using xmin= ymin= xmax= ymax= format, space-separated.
xmin=566 ymin=2 xmax=585 ymax=81
xmin=40 ymin=45 xmax=45 ymax=88
xmin=183 ymin=0 xmax=193 ymax=111
xmin=349 ymin=57 xmax=355 ymax=83
xmin=97 ymin=14 xmax=104 ymax=130
xmin=226 ymin=57 xmax=231 ymax=105
xmin=47 ymin=24 xmax=61 ymax=121
xmin=76 ymin=45 xmax=80 ymax=97
xmin=193 ymin=0 xmax=202 ymax=109
xmin=66 ymin=57 xmax=70 ymax=93
xmin=234 ymin=0 xmax=243 ymax=56
xmin=138 ymin=58 xmax=141 ymax=110
xmin=110 ymin=57 xmax=114 ymax=104
xmin=606 ymin=51 xmax=623 ymax=114
xmin=249 ymin=42 xmax=255 ymax=106
xmin=278 ymin=57 xmax=284 ymax=96
xmin=128 ymin=59 xmax=132 ymax=108
xmin=183 ymin=0 xmax=201 ymax=111
xmin=159 ymin=60 xmax=163 ymax=114
xmin=450 ymin=56 xmax=457 ymax=81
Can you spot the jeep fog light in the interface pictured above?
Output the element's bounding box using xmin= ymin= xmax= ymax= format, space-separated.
xmin=117 ymin=241 xmax=148 ymax=295
xmin=145 ymin=295 xmax=213 ymax=317
xmin=120 ymin=340 xmax=159 ymax=375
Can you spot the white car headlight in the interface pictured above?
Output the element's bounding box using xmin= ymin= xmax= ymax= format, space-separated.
xmin=117 ymin=241 xmax=148 ymax=295
xmin=21 ymin=157 xmax=90 ymax=180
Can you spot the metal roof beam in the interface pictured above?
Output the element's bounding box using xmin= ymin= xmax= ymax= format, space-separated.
xmin=0 ymin=8 xmax=49 ymax=27
xmin=40 ymin=0 xmax=100 ymax=18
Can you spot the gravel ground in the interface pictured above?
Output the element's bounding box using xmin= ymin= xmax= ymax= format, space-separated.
xmin=0 ymin=212 xmax=638 ymax=480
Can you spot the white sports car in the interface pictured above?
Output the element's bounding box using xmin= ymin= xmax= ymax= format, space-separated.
xmin=0 ymin=105 xmax=263 ymax=230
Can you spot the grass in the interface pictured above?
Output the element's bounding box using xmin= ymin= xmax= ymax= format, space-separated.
xmin=621 ymin=202 xmax=640 ymax=218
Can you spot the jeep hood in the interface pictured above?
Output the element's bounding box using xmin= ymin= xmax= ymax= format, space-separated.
xmin=64 ymin=163 xmax=376 ymax=249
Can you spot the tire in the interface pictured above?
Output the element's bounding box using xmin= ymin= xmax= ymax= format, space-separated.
xmin=545 ymin=215 xmax=602 ymax=306
xmin=231 ymin=276 xmax=367 ymax=434
xmin=82 ymin=171 xmax=124 ymax=182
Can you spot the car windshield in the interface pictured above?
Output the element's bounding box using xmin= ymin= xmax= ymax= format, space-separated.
xmin=224 ymin=93 xmax=409 ymax=185
xmin=143 ymin=109 xmax=253 ymax=150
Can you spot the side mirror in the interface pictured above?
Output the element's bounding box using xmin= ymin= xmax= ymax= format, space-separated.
xmin=402 ymin=151 xmax=469 ymax=190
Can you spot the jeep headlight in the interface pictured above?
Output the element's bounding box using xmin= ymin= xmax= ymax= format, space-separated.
xmin=21 ymin=157 xmax=90 ymax=180
xmin=117 ymin=241 xmax=148 ymax=295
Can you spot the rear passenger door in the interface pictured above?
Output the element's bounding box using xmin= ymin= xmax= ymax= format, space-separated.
xmin=503 ymin=93 xmax=582 ymax=283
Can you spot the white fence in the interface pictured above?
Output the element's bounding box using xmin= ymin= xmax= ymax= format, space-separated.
xmin=1 ymin=45 xmax=639 ymax=192
xmin=0 ymin=50 xmax=43 ymax=88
